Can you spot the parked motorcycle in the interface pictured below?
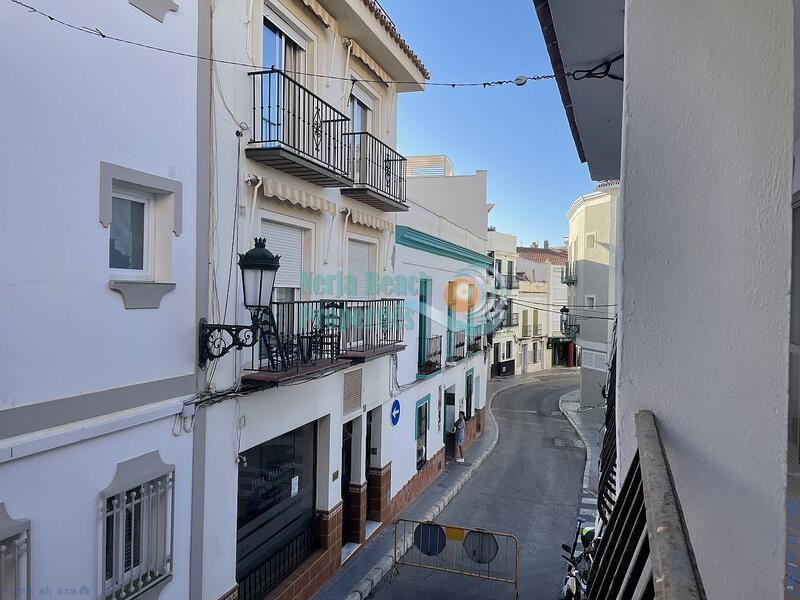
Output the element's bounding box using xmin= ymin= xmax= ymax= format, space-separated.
xmin=560 ymin=516 xmax=597 ymax=599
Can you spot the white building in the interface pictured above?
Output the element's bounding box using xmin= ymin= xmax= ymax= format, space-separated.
xmin=535 ymin=0 xmax=796 ymax=597
xmin=394 ymin=160 xmax=491 ymax=476
xmin=514 ymin=273 xmax=549 ymax=373
xmin=193 ymin=2 xmax=429 ymax=600
xmin=517 ymin=244 xmax=573 ymax=368
xmin=487 ymin=231 xmax=519 ymax=377
xmin=0 ymin=2 xmax=205 ymax=599
xmin=565 ymin=182 xmax=619 ymax=407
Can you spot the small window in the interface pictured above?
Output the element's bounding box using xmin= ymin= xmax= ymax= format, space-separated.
xmin=585 ymin=295 xmax=597 ymax=310
xmin=505 ymin=340 xmax=512 ymax=358
xmin=109 ymin=188 xmax=154 ymax=280
xmin=0 ymin=504 xmax=30 ymax=600
xmin=586 ymin=233 xmax=596 ymax=249
xmin=101 ymin=456 xmax=174 ymax=600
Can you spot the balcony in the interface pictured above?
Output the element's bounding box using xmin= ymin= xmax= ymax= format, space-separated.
xmin=521 ymin=323 xmax=544 ymax=337
xmin=246 ymin=69 xmax=352 ymax=187
xmin=446 ymin=329 xmax=466 ymax=363
xmin=587 ymin=410 xmax=705 ymax=598
xmin=560 ymin=313 xmax=580 ymax=339
xmin=341 ymin=132 xmax=408 ymax=212
xmin=467 ymin=329 xmax=482 ymax=353
xmin=561 ymin=262 xmax=577 ymax=285
xmin=418 ymin=335 xmax=442 ymax=376
xmin=240 ymin=299 xmax=350 ymax=385
xmin=240 ymin=299 xmax=404 ymax=385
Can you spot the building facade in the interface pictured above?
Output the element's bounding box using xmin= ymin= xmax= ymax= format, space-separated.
xmin=487 ymin=231 xmax=519 ymax=377
xmin=517 ymin=245 xmax=573 ymax=368
xmin=0 ymin=2 xmax=207 ymax=599
xmin=535 ymin=0 xmax=795 ymax=597
xmin=193 ymin=2 xmax=429 ymax=599
xmin=565 ymin=183 xmax=619 ymax=408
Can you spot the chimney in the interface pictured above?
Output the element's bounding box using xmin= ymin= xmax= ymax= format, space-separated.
xmin=532 ymin=241 xmax=538 ymax=248
xmin=543 ymin=240 xmax=549 ymax=249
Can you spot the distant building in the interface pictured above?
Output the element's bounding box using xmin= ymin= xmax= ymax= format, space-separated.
xmin=487 ymin=231 xmax=519 ymax=377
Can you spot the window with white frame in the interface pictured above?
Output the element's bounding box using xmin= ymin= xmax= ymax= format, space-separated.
xmin=349 ymin=89 xmax=374 ymax=182
xmin=109 ymin=186 xmax=155 ymax=281
xmin=0 ymin=504 xmax=30 ymax=600
xmin=586 ymin=233 xmax=596 ymax=249
xmin=101 ymin=453 xmax=174 ymax=600
xmin=585 ymin=295 xmax=596 ymax=310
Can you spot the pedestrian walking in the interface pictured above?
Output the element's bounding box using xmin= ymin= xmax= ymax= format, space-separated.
xmin=454 ymin=411 xmax=466 ymax=463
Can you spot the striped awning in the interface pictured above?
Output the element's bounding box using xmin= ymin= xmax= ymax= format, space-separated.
xmin=349 ymin=39 xmax=390 ymax=85
xmin=344 ymin=207 xmax=394 ymax=231
xmin=300 ymin=0 xmax=334 ymax=28
xmin=262 ymin=178 xmax=336 ymax=215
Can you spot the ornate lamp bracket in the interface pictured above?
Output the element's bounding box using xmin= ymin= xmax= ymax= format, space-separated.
xmin=198 ymin=315 xmax=260 ymax=370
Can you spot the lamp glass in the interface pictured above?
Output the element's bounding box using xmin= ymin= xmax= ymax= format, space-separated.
xmin=241 ymin=267 xmax=277 ymax=310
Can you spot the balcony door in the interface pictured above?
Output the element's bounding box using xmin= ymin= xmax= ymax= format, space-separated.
xmin=349 ymin=92 xmax=372 ymax=183
xmin=262 ymin=17 xmax=305 ymax=145
xmin=345 ymin=239 xmax=373 ymax=349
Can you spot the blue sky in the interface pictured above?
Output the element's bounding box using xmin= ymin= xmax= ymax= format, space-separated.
xmin=380 ymin=0 xmax=594 ymax=247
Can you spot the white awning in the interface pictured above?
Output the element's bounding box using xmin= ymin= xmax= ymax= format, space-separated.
xmin=349 ymin=39 xmax=390 ymax=85
xmin=261 ymin=178 xmax=336 ymax=215
xmin=344 ymin=207 xmax=394 ymax=231
xmin=300 ymin=0 xmax=334 ymax=28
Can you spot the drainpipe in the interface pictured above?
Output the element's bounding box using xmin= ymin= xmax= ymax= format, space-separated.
xmin=245 ymin=174 xmax=263 ymax=248
xmin=341 ymin=37 xmax=353 ymax=112
xmin=340 ymin=208 xmax=351 ymax=268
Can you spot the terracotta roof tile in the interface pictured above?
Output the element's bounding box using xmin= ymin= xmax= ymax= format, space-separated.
xmin=517 ymin=246 xmax=569 ymax=266
xmin=360 ymin=0 xmax=430 ymax=80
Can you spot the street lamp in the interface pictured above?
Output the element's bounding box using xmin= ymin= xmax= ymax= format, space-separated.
xmin=199 ymin=238 xmax=281 ymax=369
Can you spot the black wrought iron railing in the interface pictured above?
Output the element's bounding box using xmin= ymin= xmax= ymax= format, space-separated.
xmin=447 ymin=329 xmax=466 ymax=362
xmin=237 ymin=514 xmax=319 ymax=600
xmin=510 ymin=275 xmax=519 ymax=289
xmin=467 ymin=328 xmax=482 ymax=353
xmin=586 ymin=410 xmax=706 ymax=599
xmin=339 ymin=298 xmax=404 ymax=353
xmin=561 ymin=314 xmax=580 ymax=339
xmin=344 ymin=131 xmax=406 ymax=203
xmin=251 ymin=300 xmax=343 ymax=373
xmin=248 ymin=69 xmax=351 ymax=178
xmin=561 ymin=262 xmax=577 ymax=285
xmin=418 ymin=335 xmax=442 ymax=375
xmin=597 ymin=327 xmax=617 ymax=524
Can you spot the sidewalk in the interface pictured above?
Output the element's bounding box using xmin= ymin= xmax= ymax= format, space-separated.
xmin=558 ymin=389 xmax=606 ymax=524
xmin=315 ymin=372 xmax=544 ymax=600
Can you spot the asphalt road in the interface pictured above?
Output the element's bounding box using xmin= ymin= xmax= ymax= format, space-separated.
xmin=370 ymin=372 xmax=583 ymax=600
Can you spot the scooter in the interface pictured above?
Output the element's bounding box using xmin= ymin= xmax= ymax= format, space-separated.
xmin=560 ymin=516 xmax=597 ymax=599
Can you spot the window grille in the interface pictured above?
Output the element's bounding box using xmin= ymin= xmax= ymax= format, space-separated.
xmin=0 ymin=503 xmax=30 ymax=600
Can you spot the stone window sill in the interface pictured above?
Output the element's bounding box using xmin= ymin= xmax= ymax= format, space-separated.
xmin=109 ymin=280 xmax=176 ymax=309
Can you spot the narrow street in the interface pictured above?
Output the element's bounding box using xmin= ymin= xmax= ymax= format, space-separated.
xmin=370 ymin=372 xmax=583 ymax=600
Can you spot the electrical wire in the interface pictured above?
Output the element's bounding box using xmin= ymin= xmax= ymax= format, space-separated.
xmin=7 ymin=0 xmax=622 ymax=89
xmin=492 ymin=294 xmax=616 ymax=320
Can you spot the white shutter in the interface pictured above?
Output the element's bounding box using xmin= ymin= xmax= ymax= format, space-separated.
xmin=262 ymin=220 xmax=303 ymax=288
xmin=347 ymin=239 xmax=371 ymax=297
xmin=343 ymin=369 xmax=363 ymax=416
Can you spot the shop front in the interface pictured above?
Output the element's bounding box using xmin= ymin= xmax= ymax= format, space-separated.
xmin=236 ymin=422 xmax=317 ymax=600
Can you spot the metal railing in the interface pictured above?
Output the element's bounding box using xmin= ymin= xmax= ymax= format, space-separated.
xmin=522 ymin=325 xmax=533 ymax=337
xmin=597 ymin=326 xmax=617 ymax=524
xmin=340 ymin=298 xmax=404 ymax=353
xmin=510 ymin=275 xmax=519 ymax=289
xmin=467 ymin=329 xmax=482 ymax=353
xmin=251 ymin=300 xmax=343 ymax=373
xmin=344 ymin=131 xmax=407 ymax=203
xmin=447 ymin=330 xmax=466 ymax=362
xmin=418 ymin=335 xmax=442 ymax=375
xmin=561 ymin=262 xmax=577 ymax=285
xmin=248 ymin=69 xmax=351 ymax=178
xmin=237 ymin=514 xmax=319 ymax=600
xmin=391 ymin=518 xmax=519 ymax=599
xmin=586 ymin=410 xmax=706 ymax=600
xmin=511 ymin=314 xmax=519 ymax=327
xmin=561 ymin=314 xmax=580 ymax=339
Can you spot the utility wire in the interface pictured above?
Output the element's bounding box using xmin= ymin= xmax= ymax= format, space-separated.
xmin=492 ymin=294 xmax=616 ymax=320
xmin=8 ymin=0 xmax=623 ymax=88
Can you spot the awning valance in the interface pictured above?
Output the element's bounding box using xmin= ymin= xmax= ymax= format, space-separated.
xmin=300 ymin=0 xmax=334 ymax=28
xmin=348 ymin=39 xmax=390 ymax=85
xmin=262 ymin=178 xmax=336 ymax=215
xmin=343 ymin=207 xmax=394 ymax=231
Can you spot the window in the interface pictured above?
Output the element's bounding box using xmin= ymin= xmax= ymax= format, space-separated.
xmin=416 ymin=397 xmax=429 ymax=470
xmin=505 ymin=340 xmax=512 ymax=359
xmin=349 ymin=92 xmax=373 ymax=182
xmin=347 ymin=239 xmax=372 ymax=298
xmin=101 ymin=453 xmax=174 ymax=600
xmin=418 ymin=278 xmax=431 ymax=368
xmin=586 ymin=233 xmax=596 ymax=249
xmin=262 ymin=16 xmax=306 ymax=143
xmin=585 ymin=295 xmax=596 ymax=310
xmin=261 ymin=220 xmax=304 ymax=357
xmin=109 ymin=187 xmax=154 ymax=280
xmin=0 ymin=504 xmax=29 ymax=600
xmin=532 ymin=342 xmax=539 ymax=364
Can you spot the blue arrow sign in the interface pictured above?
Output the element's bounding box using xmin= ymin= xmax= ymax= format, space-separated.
xmin=390 ymin=399 xmax=401 ymax=426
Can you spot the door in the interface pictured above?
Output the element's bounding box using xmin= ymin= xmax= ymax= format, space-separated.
xmin=346 ymin=240 xmax=372 ymax=348
xmin=521 ymin=344 xmax=528 ymax=373
xmin=341 ymin=421 xmax=353 ymax=547
xmin=444 ymin=389 xmax=456 ymax=450
xmin=349 ymin=95 xmax=371 ymax=182
xmin=465 ymin=372 xmax=474 ymax=419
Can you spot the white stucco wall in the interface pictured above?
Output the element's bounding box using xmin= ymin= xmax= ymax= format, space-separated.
xmin=618 ymin=1 xmax=792 ymax=597
xmin=0 ymin=1 xmax=199 ymax=407
xmin=0 ymin=416 xmax=193 ymax=598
